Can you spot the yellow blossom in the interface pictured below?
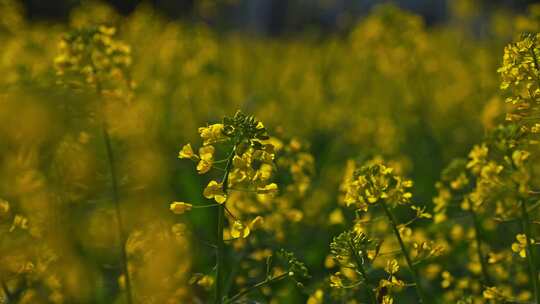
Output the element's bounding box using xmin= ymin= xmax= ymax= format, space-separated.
xmin=203 ymin=180 xmax=227 ymax=204
xmin=178 ymin=143 xmax=197 ymax=159
xmin=169 ymin=202 xmax=193 ymax=214
xmin=248 ymin=216 xmax=264 ymax=230
xmin=329 ymin=273 xmax=343 ymax=288
xmin=512 ymin=234 xmax=531 ymax=258
xmin=0 ymin=199 xmax=9 ymax=216
xmin=231 ymin=220 xmax=250 ymax=238
xmin=198 ymin=124 xmax=225 ymax=145
xmin=256 ymin=183 xmax=278 ymax=194
xmin=196 ymin=145 xmax=215 ymax=174
xmin=385 ymin=259 xmax=399 ymax=274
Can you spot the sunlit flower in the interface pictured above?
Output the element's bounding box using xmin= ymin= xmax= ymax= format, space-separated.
xmin=169 ymin=202 xmax=193 ymax=215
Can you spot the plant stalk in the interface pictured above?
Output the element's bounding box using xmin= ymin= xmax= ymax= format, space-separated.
xmin=470 ymin=209 xmax=492 ymax=286
xmin=520 ymin=200 xmax=540 ymax=304
xmin=381 ymin=201 xmax=428 ymax=303
xmin=215 ymin=146 xmax=237 ymax=304
xmin=102 ymin=125 xmax=133 ymax=304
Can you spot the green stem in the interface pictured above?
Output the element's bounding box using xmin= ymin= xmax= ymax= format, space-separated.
xmin=225 ymin=273 xmax=289 ymax=303
xmin=470 ymin=209 xmax=492 ymax=286
xmin=348 ymin=240 xmax=377 ymax=304
xmin=380 ymin=201 xmax=428 ymax=303
xmin=215 ymin=204 xmax=225 ymax=304
xmin=102 ymin=125 xmax=133 ymax=304
xmin=520 ymin=200 xmax=540 ymax=304
xmin=215 ymin=146 xmax=237 ymax=304
xmin=92 ymin=68 xmax=133 ymax=304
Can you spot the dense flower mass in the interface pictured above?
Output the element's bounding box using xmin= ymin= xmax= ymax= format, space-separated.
xmin=343 ymin=163 xmax=413 ymax=210
xmin=5 ymin=0 xmax=540 ymax=303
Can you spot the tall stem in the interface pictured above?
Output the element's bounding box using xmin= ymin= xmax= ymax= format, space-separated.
xmin=348 ymin=240 xmax=377 ymax=304
xmin=215 ymin=204 xmax=225 ymax=304
xmin=93 ymin=72 xmax=133 ymax=304
xmin=380 ymin=201 xmax=428 ymax=303
xmin=215 ymin=146 xmax=236 ymax=304
xmin=470 ymin=209 xmax=492 ymax=286
xmin=520 ymin=200 xmax=540 ymax=304
xmin=102 ymin=125 xmax=133 ymax=304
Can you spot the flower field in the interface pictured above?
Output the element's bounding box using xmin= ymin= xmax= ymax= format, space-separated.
xmin=3 ymin=1 xmax=540 ymax=303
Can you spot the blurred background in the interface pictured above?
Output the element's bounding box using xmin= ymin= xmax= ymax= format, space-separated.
xmin=19 ymin=0 xmax=540 ymax=34
xmin=2 ymin=0 xmax=540 ymax=303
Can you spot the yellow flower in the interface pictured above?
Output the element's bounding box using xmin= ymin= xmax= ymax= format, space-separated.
xmin=329 ymin=273 xmax=343 ymax=288
xmin=483 ymin=286 xmax=505 ymax=300
xmin=441 ymin=271 xmax=453 ymax=288
xmin=249 ymin=216 xmax=264 ymax=230
xmin=256 ymin=183 xmax=278 ymax=194
xmin=381 ymin=295 xmax=393 ymax=304
xmin=512 ymin=234 xmax=530 ymax=258
xmin=198 ymin=124 xmax=225 ymax=145
xmin=169 ymin=202 xmax=193 ymax=214
xmin=512 ymin=150 xmax=530 ymax=168
xmin=0 ymin=199 xmax=9 ymax=216
xmin=307 ymin=289 xmax=324 ymax=304
xmin=9 ymin=215 xmax=28 ymax=232
xmin=178 ymin=143 xmax=197 ymax=159
xmin=329 ymin=208 xmax=344 ymax=225
xmin=203 ymin=180 xmax=227 ymax=204
xmin=385 ymin=259 xmax=399 ymax=275
xmin=196 ymin=145 xmax=215 ymax=174
xmin=231 ymin=220 xmax=250 ymax=238
xmin=466 ymin=144 xmax=488 ymax=173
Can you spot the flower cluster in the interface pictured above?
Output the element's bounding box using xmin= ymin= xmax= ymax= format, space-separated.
xmin=343 ymin=163 xmax=413 ymax=211
xmin=499 ymin=33 xmax=540 ymax=127
xmin=54 ymin=25 xmax=133 ymax=96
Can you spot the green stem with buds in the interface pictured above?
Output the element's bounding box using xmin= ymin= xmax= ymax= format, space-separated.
xmin=215 ymin=146 xmax=237 ymax=304
xmin=520 ymin=200 xmax=540 ymax=304
xmin=380 ymin=201 xmax=428 ymax=304
xmin=348 ymin=240 xmax=377 ymax=304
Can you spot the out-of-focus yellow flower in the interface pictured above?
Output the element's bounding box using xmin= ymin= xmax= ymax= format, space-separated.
xmin=248 ymin=216 xmax=264 ymax=230
xmin=329 ymin=208 xmax=344 ymax=225
xmin=203 ymin=180 xmax=227 ymax=204
xmin=512 ymin=234 xmax=530 ymax=258
xmin=0 ymin=199 xmax=9 ymax=216
xmin=381 ymin=295 xmax=394 ymax=304
xmin=441 ymin=271 xmax=453 ymax=288
xmin=169 ymin=202 xmax=193 ymax=215
xmin=512 ymin=150 xmax=530 ymax=168
xmin=256 ymin=183 xmax=278 ymax=194
xmin=329 ymin=273 xmax=343 ymax=288
xmin=385 ymin=259 xmax=399 ymax=275
xmin=307 ymin=289 xmax=324 ymax=304
xmin=9 ymin=214 xmax=28 ymax=232
xmin=231 ymin=220 xmax=250 ymax=238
